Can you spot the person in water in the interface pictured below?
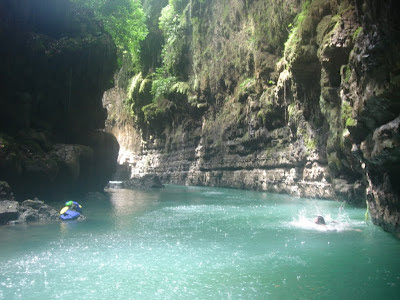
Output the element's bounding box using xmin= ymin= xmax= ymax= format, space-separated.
xmin=65 ymin=201 xmax=82 ymax=213
xmin=314 ymin=215 xmax=362 ymax=231
xmin=315 ymin=215 xmax=326 ymax=225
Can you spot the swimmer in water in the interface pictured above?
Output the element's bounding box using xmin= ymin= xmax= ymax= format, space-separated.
xmin=315 ymin=215 xmax=326 ymax=225
xmin=314 ymin=215 xmax=362 ymax=231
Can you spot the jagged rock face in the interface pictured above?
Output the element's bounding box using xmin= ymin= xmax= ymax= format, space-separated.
xmin=0 ymin=0 xmax=119 ymax=200
xmin=0 ymin=197 xmax=60 ymax=225
xmin=13 ymin=199 xmax=59 ymax=224
xmin=345 ymin=0 xmax=400 ymax=236
xmin=104 ymin=0 xmax=400 ymax=237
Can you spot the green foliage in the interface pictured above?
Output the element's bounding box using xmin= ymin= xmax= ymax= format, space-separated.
xmin=239 ymin=78 xmax=256 ymax=93
xmin=158 ymin=1 xmax=189 ymax=75
xmin=341 ymin=100 xmax=356 ymax=128
xmin=151 ymin=68 xmax=177 ymax=100
xmin=316 ymin=15 xmax=337 ymax=45
xmin=288 ymin=102 xmax=302 ymax=126
xmin=138 ymin=0 xmax=192 ymax=123
xmin=306 ymin=135 xmax=317 ymax=151
xmin=171 ymin=82 xmax=190 ymax=95
xmin=298 ymin=126 xmax=317 ymax=152
xmin=126 ymin=72 xmax=143 ymax=116
xmin=127 ymin=72 xmax=144 ymax=99
xmin=139 ymin=0 xmax=196 ymax=125
xmin=142 ymin=98 xmax=175 ymax=123
xmin=250 ymin=0 xmax=298 ymax=55
xmin=125 ymin=72 xmax=152 ymax=122
xmin=71 ymin=0 xmax=148 ymax=68
xmin=297 ymin=0 xmax=311 ymax=23
xmin=342 ymin=65 xmax=352 ymax=83
xmin=284 ymin=0 xmax=311 ymax=63
xmin=353 ymin=26 xmax=363 ymax=41
xmin=139 ymin=78 xmax=152 ymax=94
xmin=257 ymin=109 xmax=268 ymax=124
xmin=238 ymin=77 xmax=257 ymax=102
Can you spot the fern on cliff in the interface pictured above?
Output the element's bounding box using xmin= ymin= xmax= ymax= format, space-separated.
xmin=170 ymin=82 xmax=190 ymax=95
xmin=151 ymin=68 xmax=177 ymax=101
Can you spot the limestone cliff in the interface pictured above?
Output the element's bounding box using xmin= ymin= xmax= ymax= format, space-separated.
xmin=0 ymin=0 xmax=119 ymax=200
xmin=104 ymin=0 xmax=400 ymax=236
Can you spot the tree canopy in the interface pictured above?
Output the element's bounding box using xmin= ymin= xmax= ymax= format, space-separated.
xmin=71 ymin=0 xmax=148 ymax=68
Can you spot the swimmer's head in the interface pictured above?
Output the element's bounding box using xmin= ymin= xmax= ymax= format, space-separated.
xmin=315 ymin=216 xmax=326 ymax=225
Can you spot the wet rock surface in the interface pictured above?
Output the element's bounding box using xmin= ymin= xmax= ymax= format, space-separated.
xmin=107 ymin=174 xmax=164 ymax=189
xmin=0 ymin=195 xmax=59 ymax=225
xmin=13 ymin=199 xmax=59 ymax=224
xmin=0 ymin=200 xmax=19 ymax=225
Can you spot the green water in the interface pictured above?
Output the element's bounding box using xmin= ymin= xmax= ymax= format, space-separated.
xmin=0 ymin=185 xmax=399 ymax=299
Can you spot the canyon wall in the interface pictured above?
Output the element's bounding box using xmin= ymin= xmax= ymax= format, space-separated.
xmin=0 ymin=0 xmax=119 ymax=200
xmin=105 ymin=0 xmax=400 ymax=236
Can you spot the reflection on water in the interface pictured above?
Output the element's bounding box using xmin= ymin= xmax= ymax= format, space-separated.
xmin=108 ymin=189 xmax=156 ymax=216
xmin=106 ymin=188 xmax=162 ymax=230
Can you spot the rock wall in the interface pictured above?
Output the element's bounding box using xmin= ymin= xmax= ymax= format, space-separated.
xmin=104 ymin=0 xmax=400 ymax=236
xmin=0 ymin=0 xmax=119 ymax=200
xmin=345 ymin=0 xmax=400 ymax=236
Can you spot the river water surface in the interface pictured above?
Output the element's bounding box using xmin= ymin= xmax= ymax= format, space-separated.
xmin=1 ymin=185 xmax=399 ymax=299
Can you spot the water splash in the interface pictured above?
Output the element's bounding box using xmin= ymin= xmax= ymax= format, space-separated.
xmin=289 ymin=207 xmax=359 ymax=232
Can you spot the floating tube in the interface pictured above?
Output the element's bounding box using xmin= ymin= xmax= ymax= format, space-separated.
xmin=60 ymin=206 xmax=69 ymax=215
xmin=60 ymin=209 xmax=81 ymax=221
xmin=65 ymin=201 xmax=83 ymax=213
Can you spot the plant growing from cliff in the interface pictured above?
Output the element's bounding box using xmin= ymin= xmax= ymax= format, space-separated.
xmin=125 ymin=72 xmax=153 ymax=126
xmin=151 ymin=68 xmax=177 ymax=101
xmin=158 ymin=0 xmax=189 ymax=75
xmin=284 ymin=0 xmax=310 ymax=63
xmin=298 ymin=126 xmax=316 ymax=153
xmin=136 ymin=67 xmax=179 ymax=123
xmin=170 ymin=81 xmax=190 ymax=95
xmin=239 ymin=78 xmax=256 ymax=93
xmin=140 ymin=0 xmax=193 ymax=123
xmin=352 ymin=26 xmax=363 ymax=41
xmin=126 ymin=72 xmax=144 ymax=116
xmin=341 ymin=100 xmax=356 ymax=128
xmin=71 ymin=0 xmax=148 ymax=69
xmin=238 ymin=77 xmax=257 ymax=103
xmin=257 ymin=110 xmax=268 ymax=125
xmin=250 ymin=0 xmax=298 ymax=55
xmin=142 ymin=98 xmax=176 ymax=123
xmin=342 ymin=65 xmax=352 ymax=84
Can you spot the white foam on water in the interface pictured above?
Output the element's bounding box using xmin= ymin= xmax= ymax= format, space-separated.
xmin=288 ymin=207 xmax=362 ymax=232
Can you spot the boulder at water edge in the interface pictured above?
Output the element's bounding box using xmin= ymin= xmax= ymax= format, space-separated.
xmin=0 ymin=200 xmax=19 ymax=225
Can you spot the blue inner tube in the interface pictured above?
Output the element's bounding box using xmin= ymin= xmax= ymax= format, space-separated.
xmin=60 ymin=209 xmax=81 ymax=220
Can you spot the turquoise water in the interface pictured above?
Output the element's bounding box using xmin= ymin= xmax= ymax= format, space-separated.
xmin=0 ymin=185 xmax=399 ymax=299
